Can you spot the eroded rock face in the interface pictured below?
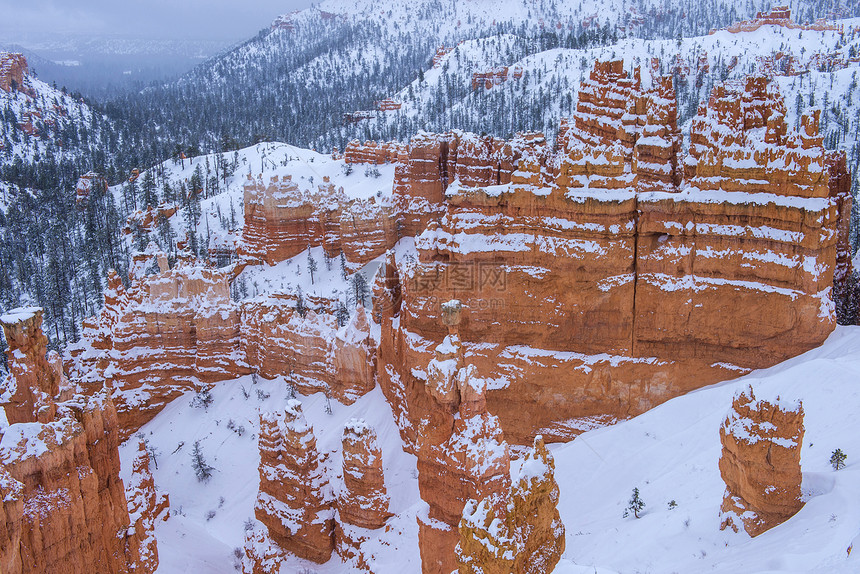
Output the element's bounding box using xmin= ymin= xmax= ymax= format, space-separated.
xmin=1 ymin=308 xmax=61 ymax=424
xmin=414 ymin=309 xmax=512 ymax=574
xmin=240 ymin=174 xmax=398 ymax=269
xmin=66 ymin=254 xmax=248 ymax=437
xmin=0 ymin=308 xmax=158 ymax=574
xmin=379 ymin=64 xmax=842 ymax=455
xmin=0 ymin=53 xmax=27 ymax=93
xmin=719 ymin=386 xmax=805 ymax=537
xmin=335 ymin=419 xmax=392 ymax=570
xmin=457 ymin=435 xmax=565 ymax=574
xmin=126 ymin=439 xmax=168 ymax=573
xmin=249 ymin=400 xmax=335 ymax=567
xmin=344 ymin=140 xmax=406 ymax=164
xmin=242 ymin=299 xmax=376 ymax=404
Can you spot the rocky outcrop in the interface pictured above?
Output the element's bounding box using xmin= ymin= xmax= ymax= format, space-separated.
xmin=719 ymin=386 xmax=805 ymax=537
xmin=335 ymin=419 xmax=392 ymax=569
xmin=66 ymin=253 xmax=248 ymax=436
xmin=716 ymin=6 xmax=839 ymax=34
xmin=471 ymin=66 xmax=523 ymax=90
xmin=378 ymin=63 xmax=843 ymax=463
xmin=410 ymin=302 xmax=512 ymax=574
xmin=240 ymin=174 xmax=398 ymax=268
xmin=0 ymin=53 xmax=27 ymax=93
xmin=1 ymin=308 xmax=62 ymax=424
xmin=126 ymin=439 xmax=168 ymax=573
xmin=344 ymin=140 xmax=406 ymax=164
xmin=457 ymin=435 xmax=565 ymax=574
xmin=75 ymin=172 xmax=108 ymax=205
xmin=242 ymin=297 xmax=376 ymax=404
xmin=247 ymin=400 xmax=335 ymax=569
xmin=0 ymin=306 xmax=157 ymax=574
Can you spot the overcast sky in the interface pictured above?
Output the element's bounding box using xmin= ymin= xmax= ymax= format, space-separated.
xmin=0 ymin=0 xmax=316 ymax=42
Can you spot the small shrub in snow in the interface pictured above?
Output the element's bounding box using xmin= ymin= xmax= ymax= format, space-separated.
xmin=668 ymin=500 xmax=678 ymax=510
xmin=325 ymin=392 xmax=333 ymax=415
xmin=341 ymin=163 xmax=353 ymax=176
xmin=206 ymin=510 xmax=216 ymax=521
xmin=191 ymin=441 xmax=215 ymax=483
xmin=227 ymin=419 xmax=246 ymax=437
xmin=240 ymin=385 xmax=250 ymax=400
xmin=256 ymin=389 xmax=271 ymax=401
xmin=831 ymin=448 xmax=847 ymax=470
xmin=191 ymin=387 xmax=214 ymax=411
xmin=243 ymin=518 xmax=255 ymax=531
xmin=623 ymin=487 xmax=645 ymax=518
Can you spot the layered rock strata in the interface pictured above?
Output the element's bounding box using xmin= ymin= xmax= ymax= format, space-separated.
xmin=457 ymin=435 xmax=565 ymax=574
xmin=335 ymin=419 xmax=393 ymax=569
xmin=372 ymin=63 xmax=847 ymax=567
xmin=344 ymin=140 xmax=406 ymax=165
xmin=379 ymin=64 xmax=844 ymax=457
xmin=241 ymin=298 xmax=376 ymax=404
xmin=241 ymin=174 xmax=398 ymax=268
xmin=0 ymin=307 xmax=156 ymax=574
xmin=413 ymin=302 xmax=513 ymax=574
xmin=0 ymin=53 xmax=26 ymax=93
xmin=126 ymin=439 xmax=169 ymax=573
xmin=248 ymin=400 xmax=335 ymax=569
xmin=719 ymin=386 xmax=805 ymax=537
xmin=66 ymin=252 xmax=248 ymax=436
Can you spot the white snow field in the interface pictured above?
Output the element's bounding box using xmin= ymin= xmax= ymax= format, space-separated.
xmin=120 ymin=325 xmax=860 ymax=573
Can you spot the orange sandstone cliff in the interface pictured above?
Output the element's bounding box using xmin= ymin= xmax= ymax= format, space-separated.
xmin=0 ymin=307 xmax=157 ymax=574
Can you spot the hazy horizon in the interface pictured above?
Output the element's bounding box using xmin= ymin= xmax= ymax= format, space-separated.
xmin=0 ymin=0 xmax=316 ymax=44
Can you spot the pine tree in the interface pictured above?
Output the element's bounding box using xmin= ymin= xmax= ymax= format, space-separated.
xmin=351 ymin=272 xmax=369 ymax=308
xmin=191 ymin=440 xmax=214 ymax=482
xmin=830 ymin=448 xmax=847 ymax=470
xmin=307 ymin=249 xmax=318 ymax=285
xmin=623 ymin=487 xmax=645 ymax=518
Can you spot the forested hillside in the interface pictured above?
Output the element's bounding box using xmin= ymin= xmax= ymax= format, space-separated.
xmin=2 ymin=0 xmax=860 ymax=356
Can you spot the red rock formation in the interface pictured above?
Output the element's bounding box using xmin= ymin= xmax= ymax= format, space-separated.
xmin=0 ymin=307 xmax=157 ymax=574
xmin=409 ymin=302 xmax=512 ymax=574
xmin=248 ymin=400 xmax=335 ymax=567
xmin=715 ymin=6 xmax=840 ymax=34
xmin=719 ymin=386 xmax=805 ymax=537
xmin=457 ymin=435 xmax=565 ymax=574
xmin=335 ymin=419 xmax=393 ymax=569
xmin=0 ymin=53 xmax=27 ymax=93
xmin=378 ymin=63 xmax=842 ymax=475
xmin=471 ymin=66 xmax=523 ymax=90
xmin=242 ymin=298 xmax=376 ymax=404
xmin=344 ymin=140 xmax=406 ymax=164
xmin=126 ymin=439 xmax=167 ymax=573
xmin=66 ymin=255 xmax=248 ymax=436
xmin=75 ymin=172 xmax=107 ymax=205
xmin=375 ymin=99 xmax=402 ymax=111
xmin=1 ymin=308 xmax=61 ymax=424
xmin=123 ymin=203 xmax=178 ymax=236
xmin=240 ymin=174 xmax=398 ymax=267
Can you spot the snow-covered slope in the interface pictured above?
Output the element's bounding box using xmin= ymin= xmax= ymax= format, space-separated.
xmin=121 ymin=324 xmax=860 ymax=573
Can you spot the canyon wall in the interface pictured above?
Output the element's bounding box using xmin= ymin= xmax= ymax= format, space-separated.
xmin=0 ymin=307 xmax=157 ymax=574
xmin=375 ymin=63 xmax=846 ymax=569
xmin=66 ymin=251 xmax=249 ymax=436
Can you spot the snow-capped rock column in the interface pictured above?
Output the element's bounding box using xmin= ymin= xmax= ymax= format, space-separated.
xmin=0 ymin=467 xmax=23 ymax=574
xmin=247 ymin=400 xmax=335 ymax=570
xmin=719 ymin=385 xmax=805 ymax=537
xmin=457 ymin=435 xmax=565 ymax=574
xmin=126 ymin=439 xmax=166 ymax=573
xmin=418 ymin=301 xmax=512 ymax=574
xmin=1 ymin=307 xmax=61 ymax=424
xmin=335 ymin=419 xmax=393 ymax=569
